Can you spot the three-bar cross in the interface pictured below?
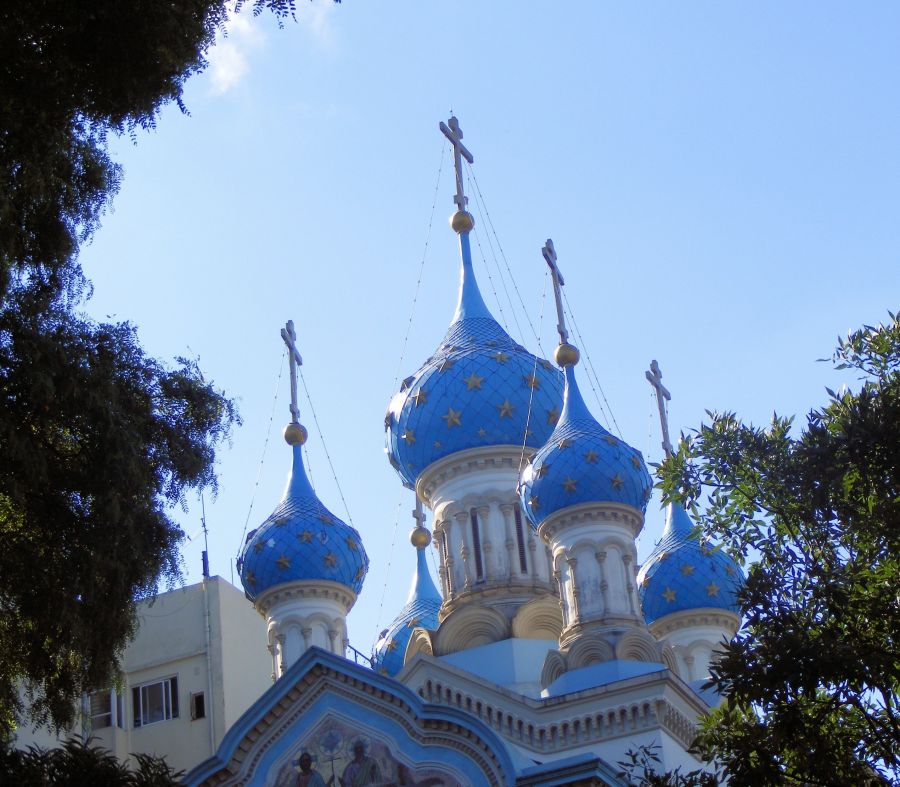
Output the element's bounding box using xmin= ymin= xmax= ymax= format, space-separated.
xmin=439 ymin=116 xmax=474 ymax=212
xmin=280 ymin=320 xmax=304 ymax=425
xmin=542 ymin=238 xmax=569 ymax=345
xmin=645 ymin=359 xmax=673 ymax=458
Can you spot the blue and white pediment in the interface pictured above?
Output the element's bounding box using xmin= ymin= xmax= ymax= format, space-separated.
xmin=184 ymin=647 xmax=518 ymax=786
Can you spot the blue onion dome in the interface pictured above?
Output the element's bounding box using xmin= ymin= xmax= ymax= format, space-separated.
xmin=238 ymin=444 xmax=368 ymax=601
xmin=372 ymin=528 xmax=442 ymax=676
xmin=519 ymin=365 xmax=653 ymax=528
xmin=637 ymin=502 xmax=745 ymax=625
xmin=385 ymin=230 xmax=563 ymax=488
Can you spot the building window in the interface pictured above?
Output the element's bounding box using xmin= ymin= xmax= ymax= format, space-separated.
xmin=470 ymin=508 xmax=484 ymax=581
xmin=132 ymin=677 xmax=179 ymax=728
xmin=190 ymin=692 xmax=206 ymax=721
xmin=514 ymin=506 xmax=528 ymax=573
xmin=89 ymin=690 xmax=124 ymax=730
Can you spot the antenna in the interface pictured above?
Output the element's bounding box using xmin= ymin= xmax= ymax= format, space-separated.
xmin=200 ymin=493 xmax=210 ymax=580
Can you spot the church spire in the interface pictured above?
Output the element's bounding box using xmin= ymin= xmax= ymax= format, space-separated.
xmin=438 ymin=115 xmax=490 ymax=322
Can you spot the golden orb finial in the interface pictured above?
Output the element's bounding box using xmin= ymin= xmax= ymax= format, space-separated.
xmin=284 ymin=422 xmax=308 ymax=446
xmin=409 ymin=526 xmax=432 ymax=549
xmin=450 ymin=210 xmax=474 ymax=234
xmin=554 ymin=342 xmax=580 ymax=368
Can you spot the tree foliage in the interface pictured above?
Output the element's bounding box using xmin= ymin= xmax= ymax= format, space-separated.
xmin=0 ymin=737 xmax=182 ymax=786
xmin=1 ymin=0 xmax=301 ymax=297
xmin=660 ymin=312 xmax=900 ymax=786
xmin=0 ymin=0 xmax=324 ymax=737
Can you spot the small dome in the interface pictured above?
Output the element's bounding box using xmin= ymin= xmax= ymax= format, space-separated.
xmin=238 ymin=445 xmax=368 ymax=600
xmin=519 ymin=365 xmax=652 ymax=527
xmin=385 ymin=234 xmax=562 ymax=488
xmin=637 ymin=503 xmax=745 ymax=624
xmin=371 ymin=547 xmax=442 ymax=677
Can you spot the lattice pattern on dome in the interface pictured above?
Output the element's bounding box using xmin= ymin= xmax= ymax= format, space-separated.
xmin=520 ymin=367 xmax=652 ymax=527
xmin=386 ymin=317 xmax=563 ymax=488
xmin=433 ymin=317 xmax=522 ymax=356
xmin=239 ymin=449 xmax=368 ymax=600
xmin=637 ymin=503 xmax=744 ymax=625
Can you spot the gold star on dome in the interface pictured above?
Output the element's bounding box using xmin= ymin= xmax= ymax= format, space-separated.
xmin=611 ymin=474 xmax=624 ymax=490
xmin=324 ymin=552 xmax=337 ymax=568
xmin=529 ymin=496 xmax=541 ymax=511
xmin=407 ymin=617 xmax=420 ymax=628
xmin=725 ymin=565 xmax=735 ymax=576
xmin=477 ymin=427 xmax=487 ymax=438
xmin=253 ymin=541 xmax=264 ymax=553
xmin=706 ymin=582 xmax=720 ymax=597
xmin=274 ymin=515 xmax=288 ymax=527
xmin=438 ymin=357 xmax=456 ymax=373
xmin=412 ymin=388 xmax=429 ymax=407
xmin=603 ymin=435 xmax=618 ymax=446
xmin=497 ymin=399 xmax=515 ymax=418
xmin=319 ymin=512 xmax=334 ymax=525
xmin=523 ymin=374 xmax=541 ymax=390
xmin=442 ymin=407 xmax=462 ymax=428
xmin=680 ymin=564 xmax=695 ymax=576
xmin=700 ymin=543 xmax=714 ymax=556
xmin=662 ymin=587 xmax=676 ymax=603
xmin=401 ymin=429 xmax=416 ymax=444
xmin=433 ymin=440 xmax=442 ymax=449
xmin=557 ymin=438 xmax=573 ymax=450
xmin=584 ymin=449 xmax=599 ymax=464
xmin=562 ymin=477 xmax=577 ymax=493
xmin=464 ymin=372 xmax=485 ymax=390
xmin=631 ymin=455 xmax=642 ymax=469
xmin=539 ymin=359 xmax=553 ymax=371
xmin=547 ymin=408 xmax=560 ymax=425
xmin=245 ymin=570 xmax=256 ymax=586
xmin=354 ymin=566 xmax=365 ymax=582
xmin=387 ymin=639 xmax=398 ymax=652
xmin=298 ymin=530 xmax=313 ymax=543
xmin=346 ymin=536 xmax=358 ymax=550
xmin=276 ymin=555 xmax=291 ymax=571
xmin=536 ymin=463 xmax=550 ymax=478
xmin=493 ymin=352 xmax=509 ymax=364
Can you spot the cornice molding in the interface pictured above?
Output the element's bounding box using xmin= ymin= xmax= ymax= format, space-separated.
xmin=255 ymin=580 xmax=357 ymax=618
xmin=537 ymin=502 xmax=645 ymax=544
xmin=417 ymin=445 xmax=534 ymax=505
xmin=408 ymin=658 xmax=703 ymax=753
xmin=650 ymin=608 xmax=740 ymax=639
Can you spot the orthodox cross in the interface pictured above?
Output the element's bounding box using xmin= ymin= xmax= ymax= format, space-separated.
xmin=645 ymin=359 xmax=673 ymax=458
xmin=542 ymin=239 xmax=569 ymax=345
xmin=280 ymin=320 xmax=304 ymax=424
xmin=439 ymin=115 xmax=474 ymax=211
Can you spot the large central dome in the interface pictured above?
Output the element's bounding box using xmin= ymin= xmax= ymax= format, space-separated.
xmin=385 ymin=219 xmax=562 ymax=488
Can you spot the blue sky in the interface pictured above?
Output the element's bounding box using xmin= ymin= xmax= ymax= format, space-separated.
xmin=80 ymin=2 xmax=899 ymax=653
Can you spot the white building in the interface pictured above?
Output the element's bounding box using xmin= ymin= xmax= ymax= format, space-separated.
xmin=15 ymin=576 xmax=272 ymax=775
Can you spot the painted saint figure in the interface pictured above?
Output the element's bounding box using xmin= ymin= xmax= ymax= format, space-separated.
xmin=340 ymin=741 xmax=379 ymax=786
xmin=296 ymin=752 xmax=332 ymax=787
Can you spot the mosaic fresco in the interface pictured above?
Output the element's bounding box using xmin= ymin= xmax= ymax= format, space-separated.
xmin=272 ymin=717 xmax=458 ymax=787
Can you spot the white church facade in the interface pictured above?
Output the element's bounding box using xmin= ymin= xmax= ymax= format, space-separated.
xmin=185 ymin=118 xmax=744 ymax=786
